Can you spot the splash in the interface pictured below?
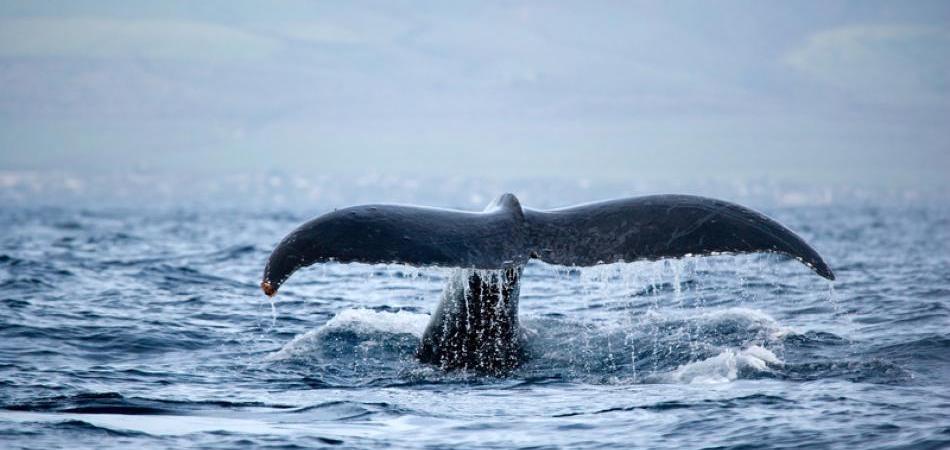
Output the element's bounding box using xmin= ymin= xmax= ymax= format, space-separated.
xmin=266 ymin=308 xmax=429 ymax=361
xmin=665 ymin=345 xmax=781 ymax=384
xmin=322 ymin=308 xmax=429 ymax=337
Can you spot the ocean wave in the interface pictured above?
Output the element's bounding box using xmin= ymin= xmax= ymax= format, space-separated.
xmin=266 ymin=308 xmax=429 ymax=362
xmin=662 ymin=345 xmax=781 ymax=384
xmin=3 ymin=392 xmax=294 ymax=415
xmin=287 ymin=400 xmax=415 ymax=421
xmin=260 ymin=306 xmax=865 ymax=386
xmin=2 ymin=200 xmax=946 ymax=449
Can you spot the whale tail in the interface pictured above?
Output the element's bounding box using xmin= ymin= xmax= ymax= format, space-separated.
xmin=262 ymin=193 xmax=833 ymax=296
xmin=524 ymin=195 xmax=834 ymax=280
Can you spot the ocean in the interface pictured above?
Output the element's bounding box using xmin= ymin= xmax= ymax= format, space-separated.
xmin=1 ymin=174 xmax=948 ymax=449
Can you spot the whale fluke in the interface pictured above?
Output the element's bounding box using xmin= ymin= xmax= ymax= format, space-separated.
xmin=262 ymin=193 xmax=833 ymax=296
xmin=525 ymin=195 xmax=835 ymax=280
xmin=260 ymin=193 xmax=529 ymax=295
xmin=262 ymin=193 xmax=834 ymax=374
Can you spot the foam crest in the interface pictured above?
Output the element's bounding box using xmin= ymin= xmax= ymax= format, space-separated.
xmin=267 ymin=308 xmax=429 ymax=361
xmin=666 ymin=345 xmax=781 ymax=384
xmin=321 ymin=308 xmax=429 ymax=337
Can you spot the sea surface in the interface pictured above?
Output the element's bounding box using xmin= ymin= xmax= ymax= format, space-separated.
xmin=1 ymin=176 xmax=949 ymax=449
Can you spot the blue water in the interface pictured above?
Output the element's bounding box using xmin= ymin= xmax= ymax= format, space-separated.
xmin=2 ymin=179 xmax=949 ymax=449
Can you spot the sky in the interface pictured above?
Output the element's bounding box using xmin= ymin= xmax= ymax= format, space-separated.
xmin=0 ymin=1 xmax=948 ymax=186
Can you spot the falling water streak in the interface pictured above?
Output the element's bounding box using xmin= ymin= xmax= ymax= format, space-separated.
xmin=463 ymin=270 xmax=473 ymax=364
xmin=628 ymin=335 xmax=637 ymax=383
xmin=619 ymin=264 xmax=640 ymax=382
xmin=269 ymin=297 xmax=278 ymax=329
xmin=605 ymin=331 xmax=616 ymax=373
xmin=826 ymin=281 xmax=854 ymax=346
xmin=671 ymin=260 xmax=683 ymax=303
xmin=581 ymin=320 xmax=594 ymax=375
xmin=826 ymin=281 xmax=847 ymax=322
xmin=649 ymin=262 xmax=662 ymax=375
xmin=672 ymin=255 xmax=699 ymax=359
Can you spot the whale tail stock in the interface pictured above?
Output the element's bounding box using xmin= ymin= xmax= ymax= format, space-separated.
xmin=261 ymin=193 xmax=834 ymax=296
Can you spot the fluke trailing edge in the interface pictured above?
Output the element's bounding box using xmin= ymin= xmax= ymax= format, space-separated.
xmin=262 ymin=194 xmax=834 ymax=374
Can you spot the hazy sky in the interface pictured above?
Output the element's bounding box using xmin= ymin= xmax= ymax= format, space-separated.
xmin=0 ymin=1 xmax=948 ymax=185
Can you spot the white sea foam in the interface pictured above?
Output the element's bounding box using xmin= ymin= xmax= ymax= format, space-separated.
xmin=665 ymin=345 xmax=782 ymax=384
xmin=661 ymin=308 xmax=790 ymax=384
xmin=321 ymin=308 xmax=430 ymax=337
xmin=267 ymin=308 xmax=429 ymax=361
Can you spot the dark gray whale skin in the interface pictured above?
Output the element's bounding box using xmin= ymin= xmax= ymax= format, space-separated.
xmin=262 ymin=193 xmax=834 ymax=374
